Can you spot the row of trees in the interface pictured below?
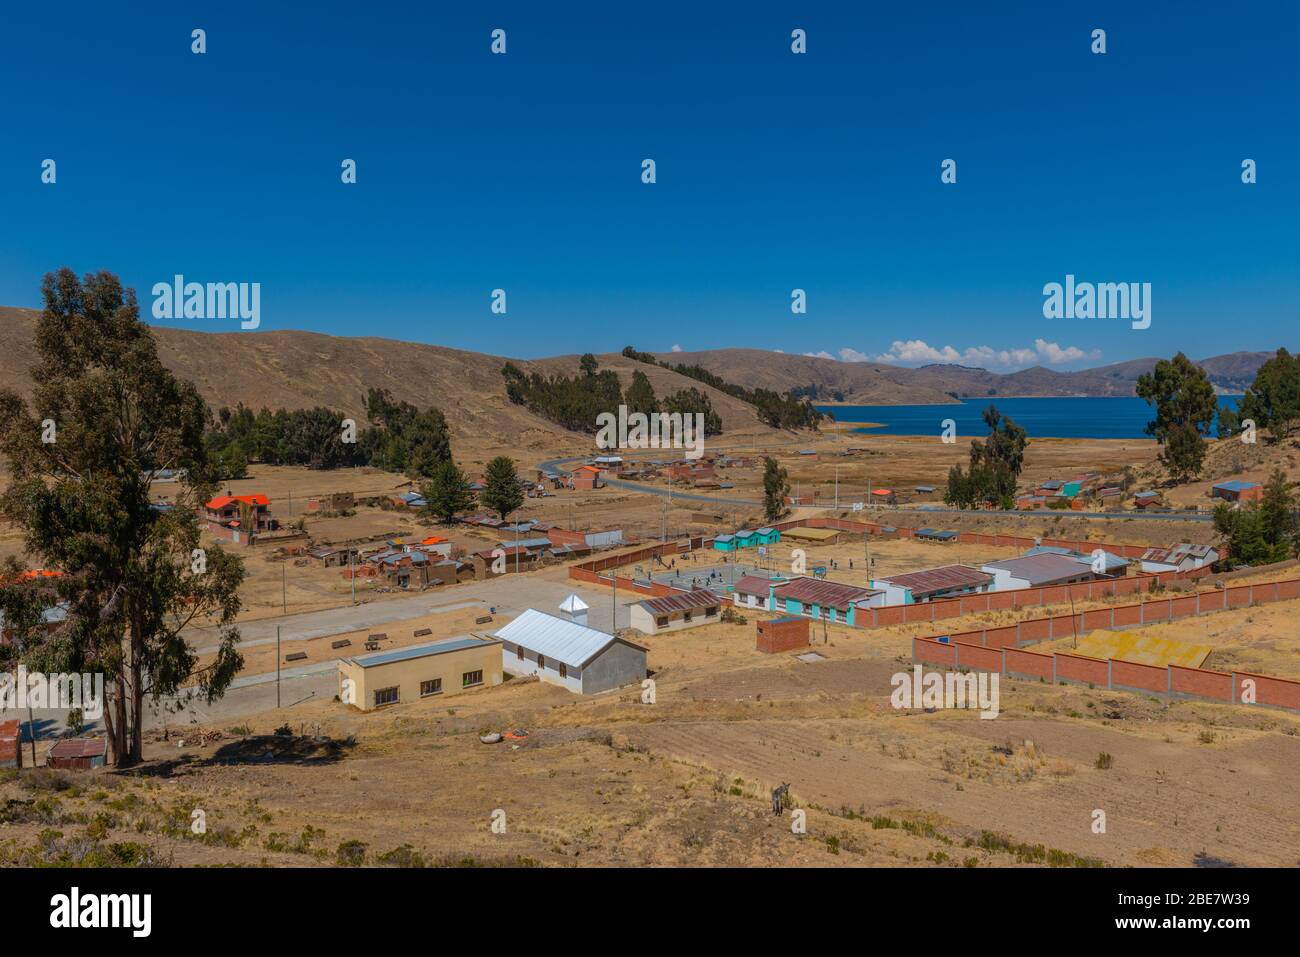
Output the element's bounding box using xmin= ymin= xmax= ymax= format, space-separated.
xmin=204 ymin=389 xmax=452 ymax=478
xmin=620 ymin=345 xmax=825 ymax=430
xmin=502 ymin=355 xmax=722 ymax=435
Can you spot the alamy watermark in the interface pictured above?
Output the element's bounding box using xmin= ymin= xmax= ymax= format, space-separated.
xmin=1043 ymin=274 xmax=1150 ymax=330
xmin=595 ymin=404 xmax=705 ymax=460
xmin=0 ymin=668 xmax=104 ymax=719
xmin=890 ymin=665 xmax=999 ymax=719
xmin=152 ymin=275 xmax=260 ymax=329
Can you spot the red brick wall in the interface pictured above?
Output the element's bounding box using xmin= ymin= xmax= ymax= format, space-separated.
xmin=1238 ymin=672 xmax=1300 ymax=710
xmin=955 ymin=643 xmax=1003 ymax=672
xmin=984 ymin=625 xmax=1020 ymax=649
xmin=1018 ymin=618 xmax=1051 ymax=642
xmin=1082 ymin=608 xmax=1112 ymax=630
xmin=1054 ymin=653 xmax=1108 ymax=685
xmin=873 ymin=606 xmax=906 ymax=627
xmin=1171 ymin=665 xmax=1232 ymax=701
xmin=913 ymin=637 xmax=957 ymax=666
xmin=1170 ymin=595 xmax=1199 ymax=618
xmin=1226 ymin=585 xmax=1253 ymax=608
xmin=1112 ymin=603 xmax=1142 ymax=627
xmin=1110 ymin=659 xmax=1167 ymax=692
xmin=1004 ymin=647 xmax=1053 ymax=679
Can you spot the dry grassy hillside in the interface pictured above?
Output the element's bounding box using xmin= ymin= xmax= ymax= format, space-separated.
xmin=0 ymin=307 xmax=788 ymax=460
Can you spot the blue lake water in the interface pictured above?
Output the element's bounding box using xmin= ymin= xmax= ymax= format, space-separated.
xmin=817 ymin=395 xmax=1243 ymax=440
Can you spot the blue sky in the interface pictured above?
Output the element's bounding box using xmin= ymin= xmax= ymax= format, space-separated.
xmin=1 ymin=1 xmax=1295 ymax=369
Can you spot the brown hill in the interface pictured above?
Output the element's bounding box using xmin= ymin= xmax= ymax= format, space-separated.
xmin=0 ymin=308 xmax=787 ymax=461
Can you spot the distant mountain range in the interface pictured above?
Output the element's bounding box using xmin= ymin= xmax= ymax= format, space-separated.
xmin=0 ymin=306 xmax=1282 ymax=451
xmin=655 ymin=348 xmax=1277 ymax=404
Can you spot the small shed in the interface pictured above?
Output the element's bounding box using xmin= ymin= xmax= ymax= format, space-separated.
xmin=46 ymin=737 xmax=108 ymax=770
xmin=495 ymin=609 xmax=647 ymax=695
xmin=756 ymin=616 xmax=810 ymax=654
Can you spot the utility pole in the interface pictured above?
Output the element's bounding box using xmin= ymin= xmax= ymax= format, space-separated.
xmin=350 ymin=548 xmax=356 ymax=605
xmin=282 ymin=563 xmax=287 ymax=613
xmin=835 ymin=465 xmax=839 ymax=510
xmin=276 ymin=625 xmax=282 ymax=708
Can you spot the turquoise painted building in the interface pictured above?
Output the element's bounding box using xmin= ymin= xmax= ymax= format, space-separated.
xmin=713 ymin=534 xmax=738 ymax=552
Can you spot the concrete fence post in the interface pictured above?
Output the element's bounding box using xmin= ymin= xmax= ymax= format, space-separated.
xmin=1001 ymin=648 xmax=1007 ymax=675
xmin=1166 ymin=664 xmax=1172 ymax=693
xmin=1231 ymin=672 xmax=1237 ymax=704
xmin=1107 ymin=658 xmax=1113 ymax=690
xmin=1052 ymin=656 xmax=1057 ymax=685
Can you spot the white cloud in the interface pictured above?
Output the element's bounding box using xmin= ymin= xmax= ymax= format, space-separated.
xmin=828 ymin=339 xmax=1100 ymax=371
xmin=671 ymin=343 xmax=683 ymax=352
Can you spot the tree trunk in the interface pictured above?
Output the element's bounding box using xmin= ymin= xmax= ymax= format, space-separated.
xmin=127 ymin=615 xmax=145 ymax=765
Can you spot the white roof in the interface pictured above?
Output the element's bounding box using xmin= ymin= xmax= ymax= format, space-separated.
xmin=493 ymin=609 xmax=619 ymax=669
xmin=559 ymin=592 xmax=589 ymax=614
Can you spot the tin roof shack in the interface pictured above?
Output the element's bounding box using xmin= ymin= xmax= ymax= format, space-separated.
xmin=1139 ymin=543 xmax=1219 ymax=574
xmin=756 ymin=616 xmax=810 ymax=654
xmin=46 ymin=737 xmax=107 ymax=770
xmin=0 ymin=720 xmax=21 ymax=768
xmin=1211 ymin=480 xmax=1264 ymax=504
xmin=731 ymin=574 xmax=786 ymax=611
xmin=872 ymin=565 xmax=994 ymax=606
xmin=630 ymin=589 xmax=721 ymax=635
xmin=337 ymin=636 xmax=503 ymax=712
xmin=494 ymin=609 xmax=647 ymax=695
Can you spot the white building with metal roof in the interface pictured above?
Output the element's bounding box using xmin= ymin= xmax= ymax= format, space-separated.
xmin=494 ymin=609 xmax=647 ymax=694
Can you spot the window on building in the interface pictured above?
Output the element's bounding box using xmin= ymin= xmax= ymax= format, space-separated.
xmin=420 ymin=678 xmax=442 ymax=697
xmin=656 ymin=616 xmax=669 ymax=628
xmin=706 ymin=606 xmax=718 ymax=616
xmin=516 ymin=645 xmax=524 ymax=660
xmin=374 ymin=687 xmax=399 ymax=707
xmin=462 ymin=670 xmax=483 ymax=688
xmin=684 ymin=611 xmax=693 ymax=623
xmin=558 ymin=662 xmax=567 ymax=678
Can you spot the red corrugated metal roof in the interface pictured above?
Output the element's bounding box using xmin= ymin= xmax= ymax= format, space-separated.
xmin=640 ymin=589 xmax=720 ymax=615
xmin=47 ymin=737 xmax=107 ymax=759
xmin=733 ymin=575 xmax=780 ymax=596
xmin=773 ymin=577 xmax=881 ymax=611
xmin=877 ymin=564 xmax=992 ymax=596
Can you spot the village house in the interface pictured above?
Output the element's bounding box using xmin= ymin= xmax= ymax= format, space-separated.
xmin=731 ymin=574 xmax=786 ymax=611
xmin=1211 ymin=480 xmax=1263 ymax=504
xmin=770 ymin=577 xmax=886 ymax=626
xmin=203 ymin=493 xmax=274 ymax=533
xmin=981 ymin=547 xmax=1128 ymax=591
xmin=337 ymin=636 xmax=503 ymax=711
xmin=1139 ymin=543 xmax=1219 ymax=574
xmin=494 ymin=609 xmax=647 ymax=695
xmin=871 ymin=565 xmax=994 ymax=606
xmin=629 ymin=589 xmax=721 ymax=635
xmin=568 ymin=464 xmax=605 ymax=490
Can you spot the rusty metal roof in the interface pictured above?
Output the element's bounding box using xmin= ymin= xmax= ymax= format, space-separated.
xmin=639 ymin=589 xmax=721 ymax=615
xmin=772 ymin=577 xmax=882 ymax=611
xmin=877 ymin=564 xmax=993 ymax=596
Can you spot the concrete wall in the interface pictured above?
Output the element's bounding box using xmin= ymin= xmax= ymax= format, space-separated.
xmin=581 ymin=640 xmax=647 ymax=695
